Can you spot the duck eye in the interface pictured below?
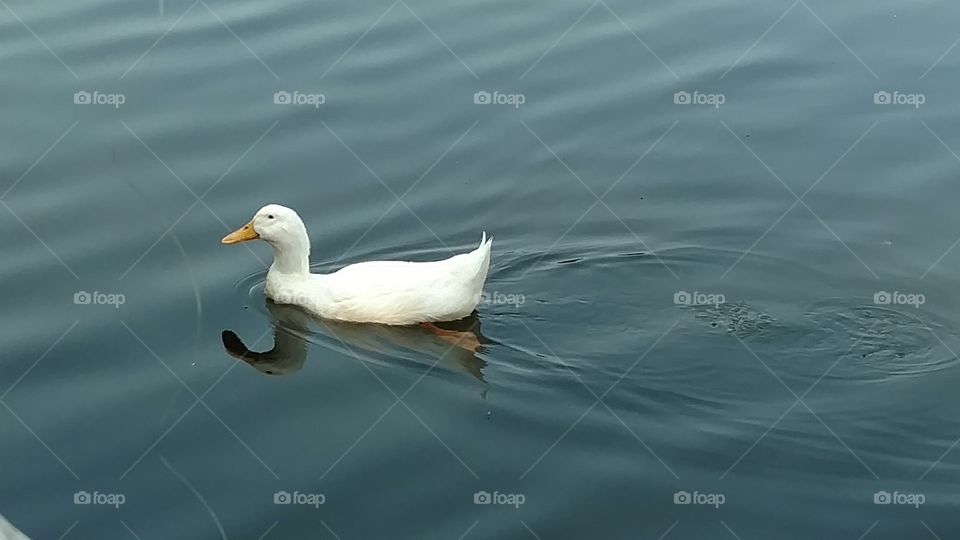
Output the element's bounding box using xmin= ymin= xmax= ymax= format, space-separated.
xmin=267 ymin=215 xmax=274 ymax=219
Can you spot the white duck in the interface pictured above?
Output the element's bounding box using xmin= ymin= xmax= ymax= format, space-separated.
xmin=0 ymin=514 xmax=31 ymax=540
xmin=222 ymin=204 xmax=493 ymax=325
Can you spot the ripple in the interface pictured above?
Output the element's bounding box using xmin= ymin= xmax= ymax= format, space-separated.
xmin=683 ymin=295 xmax=960 ymax=385
xmin=804 ymin=301 xmax=959 ymax=383
xmin=235 ymin=243 xmax=960 ymax=393
xmin=691 ymin=302 xmax=786 ymax=340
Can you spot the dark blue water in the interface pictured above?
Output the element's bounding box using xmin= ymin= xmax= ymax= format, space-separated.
xmin=3 ymin=0 xmax=960 ymax=538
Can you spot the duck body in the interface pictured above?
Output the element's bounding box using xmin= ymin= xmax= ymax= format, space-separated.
xmin=265 ymin=233 xmax=492 ymax=325
xmin=224 ymin=204 xmax=492 ymax=325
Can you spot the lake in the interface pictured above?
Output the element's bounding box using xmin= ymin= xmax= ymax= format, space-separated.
xmin=2 ymin=0 xmax=960 ymax=538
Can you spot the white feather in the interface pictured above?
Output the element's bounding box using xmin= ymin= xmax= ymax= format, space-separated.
xmin=225 ymin=205 xmax=492 ymax=325
xmin=0 ymin=514 xmax=31 ymax=540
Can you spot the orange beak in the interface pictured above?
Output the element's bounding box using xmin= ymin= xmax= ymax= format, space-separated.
xmin=222 ymin=220 xmax=259 ymax=245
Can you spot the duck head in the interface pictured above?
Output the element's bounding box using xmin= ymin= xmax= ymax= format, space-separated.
xmin=222 ymin=204 xmax=310 ymax=274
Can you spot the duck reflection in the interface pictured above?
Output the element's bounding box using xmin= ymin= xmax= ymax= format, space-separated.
xmin=222 ymin=299 xmax=488 ymax=382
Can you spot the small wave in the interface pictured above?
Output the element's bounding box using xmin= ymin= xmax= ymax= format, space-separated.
xmin=690 ymin=302 xmax=786 ymax=340
xmin=684 ymin=296 xmax=960 ymax=384
xmin=805 ymin=302 xmax=959 ymax=383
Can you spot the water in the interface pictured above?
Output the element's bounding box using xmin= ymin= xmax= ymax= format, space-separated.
xmin=2 ymin=0 xmax=960 ymax=538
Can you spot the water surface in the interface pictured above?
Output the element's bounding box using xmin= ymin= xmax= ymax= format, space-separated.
xmin=2 ymin=0 xmax=960 ymax=538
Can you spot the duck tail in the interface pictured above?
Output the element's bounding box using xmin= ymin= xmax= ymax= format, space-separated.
xmin=480 ymin=231 xmax=493 ymax=248
xmin=472 ymin=231 xmax=493 ymax=281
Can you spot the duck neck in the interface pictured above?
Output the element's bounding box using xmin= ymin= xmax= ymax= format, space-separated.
xmin=268 ymin=238 xmax=310 ymax=277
